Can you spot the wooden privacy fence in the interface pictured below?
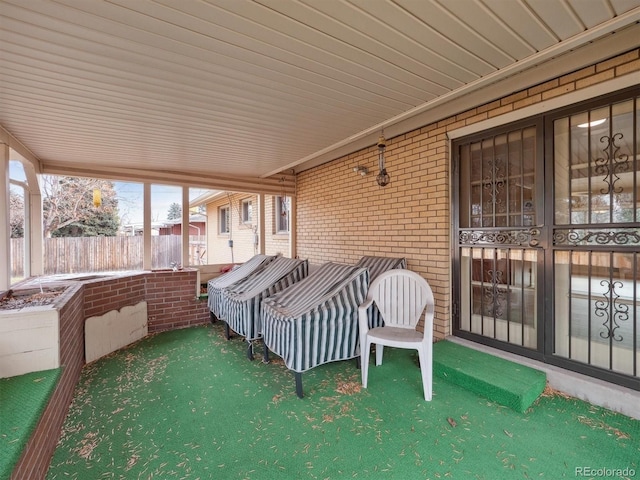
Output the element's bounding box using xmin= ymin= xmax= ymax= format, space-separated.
xmin=11 ymin=236 xmax=205 ymax=277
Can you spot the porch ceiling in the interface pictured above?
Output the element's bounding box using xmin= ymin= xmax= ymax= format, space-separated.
xmin=1 ymin=0 xmax=640 ymax=189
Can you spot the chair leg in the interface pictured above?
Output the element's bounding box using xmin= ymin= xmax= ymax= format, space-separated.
xmin=375 ymin=344 xmax=384 ymax=366
xmin=224 ymin=322 xmax=231 ymax=340
xmin=361 ymin=339 xmax=371 ymax=389
xmin=247 ymin=341 xmax=254 ymax=361
xmin=417 ymin=346 xmax=433 ymax=401
xmin=209 ymin=311 xmax=216 ymax=324
xmin=294 ymin=372 xmax=304 ymax=399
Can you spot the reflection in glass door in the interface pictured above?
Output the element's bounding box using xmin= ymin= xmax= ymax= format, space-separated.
xmin=552 ymin=96 xmax=640 ymax=382
xmin=454 ymin=88 xmax=639 ymax=388
xmin=455 ymin=123 xmax=542 ymax=351
xmin=460 ymin=247 xmax=538 ymax=348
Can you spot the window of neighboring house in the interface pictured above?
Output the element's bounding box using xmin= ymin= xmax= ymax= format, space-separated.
xmin=241 ymin=199 xmax=252 ymax=224
xmin=275 ymin=196 xmax=290 ymax=233
xmin=219 ymin=206 xmax=230 ymax=234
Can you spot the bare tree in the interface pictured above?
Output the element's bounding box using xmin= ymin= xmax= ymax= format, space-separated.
xmin=41 ymin=176 xmax=119 ymax=238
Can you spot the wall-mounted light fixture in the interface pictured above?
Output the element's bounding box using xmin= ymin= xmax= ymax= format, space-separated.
xmin=376 ymin=133 xmax=390 ymax=187
xmin=353 ymin=165 xmax=369 ymax=176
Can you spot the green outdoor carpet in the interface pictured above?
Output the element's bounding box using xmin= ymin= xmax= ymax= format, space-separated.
xmin=433 ymin=340 xmax=547 ymax=413
xmin=0 ymin=367 xmax=61 ymax=480
xmin=47 ymin=326 xmax=639 ymax=480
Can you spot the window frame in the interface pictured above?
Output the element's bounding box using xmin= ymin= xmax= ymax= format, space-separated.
xmin=219 ymin=205 xmax=230 ymax=234
xmin=275 ymin=196 xmax=290 ymax=234
xmin=241 ymin=199 xmax=253 ymax=224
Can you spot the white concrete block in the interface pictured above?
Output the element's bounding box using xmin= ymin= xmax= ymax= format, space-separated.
xmin=85 ymin=301 xmax=148 ymax=363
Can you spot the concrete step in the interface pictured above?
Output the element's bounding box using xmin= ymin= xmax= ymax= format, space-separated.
xmin=433 ymin=340 xmax=546 ymax=413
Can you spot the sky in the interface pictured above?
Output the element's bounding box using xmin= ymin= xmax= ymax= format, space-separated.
xmin=113 ymin=182 xmax=210 ymax=226
xmin=9 ymin=160 xmax=210 ymax=227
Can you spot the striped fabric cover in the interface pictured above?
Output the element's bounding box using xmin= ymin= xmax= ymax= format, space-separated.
xmin=262 ymin=262 xmax=370 ymax=373
xmin=355 ymin=256 xmax=407 ymax=329
xmin=356 ymin=255 xmax=407 ymax=281
xmin=223 ymin=257 xmax=309 ymax=341
xmin=207 ymin=254 xmax=276 ymax=320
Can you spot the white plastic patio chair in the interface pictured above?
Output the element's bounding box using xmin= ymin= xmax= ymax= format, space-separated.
xmin=358 ymin=269 xmax=435 ymax=401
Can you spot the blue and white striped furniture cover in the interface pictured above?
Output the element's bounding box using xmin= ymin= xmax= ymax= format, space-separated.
xmin=207 ymin=254 xmax=276 ymax=321
xmin=356 ymin=255 xmax=407 ymax=282
xmin=261 ymin=262 xmax=369 ymax=380
xmin=222 ymin=257 xmax=309 ymax=342
xmin=356 ymin=255 xmax=407 ymax=329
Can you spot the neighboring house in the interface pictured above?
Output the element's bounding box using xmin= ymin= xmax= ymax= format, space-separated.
xmin=157 ymin=214 xmax=206 ymax=237
xmin=120 ymin=223 xmax=167 ymax=236
xmin=192 ymin=192 xmax=290 ymax=265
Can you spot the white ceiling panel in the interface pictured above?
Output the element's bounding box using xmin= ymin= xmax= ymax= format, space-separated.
xmin=439 ymin=1 xmax=535 ymax=61
xmin=525 ymin=0 xmax=585 ymax=39
xmin=395 ymin=0 xmax=515 ymax=69
xmin=568 ymin=0 xmax=614 ymax=28
xmin=482 ymin=0 xmax=558 ymax=51
xmin=1 ymin=0 xmax=639 ymax=187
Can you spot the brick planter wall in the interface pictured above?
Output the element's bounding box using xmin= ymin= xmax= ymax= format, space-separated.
xmin=146 ymin=269 xmax=210 ymax=333
xmin=83 ymin=274 xmax=146 ymax=319
xmin=10 ymin=269 xmax=209 ymax=479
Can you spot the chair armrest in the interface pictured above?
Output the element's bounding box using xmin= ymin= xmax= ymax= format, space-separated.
xmin=358 ymin=298 xmax=374 ymax=311
xmin=358 ymin=299 xmax=374 ymax=337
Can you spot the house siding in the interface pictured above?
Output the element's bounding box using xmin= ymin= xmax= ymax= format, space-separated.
xmin=295 ymin=48 xmax=640 ymax=341
xmin=205 ymin=193 xmax=290 ymax=264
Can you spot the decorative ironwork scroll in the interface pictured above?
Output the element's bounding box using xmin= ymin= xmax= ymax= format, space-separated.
xmin=554 ymin=228 xmax=640 ymax=246
xmin=460 ymin=228 xmax=540 ymax=246
xmin=483 ymin=158 xmax=506 ymax=213
xmin=595 ymin=133 xmax=629 ymax=195
xmin=483 ymin=269 xmax=507 ymax=318
xmin=595 ymin=280 xmax=628 ymax=342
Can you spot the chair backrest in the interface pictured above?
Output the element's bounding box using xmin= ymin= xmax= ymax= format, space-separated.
xmin=367 ymin=269 xmax=434 ymax=330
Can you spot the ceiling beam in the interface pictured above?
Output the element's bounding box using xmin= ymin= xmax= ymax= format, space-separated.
xmin=41 ymin=162 xmax=296 ymax=196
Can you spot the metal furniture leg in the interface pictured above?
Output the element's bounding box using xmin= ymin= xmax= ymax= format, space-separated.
xmin=295 ymin=372 xmax=304 ymax=399
xmin=263 ymin=344 xmax=270 ymax=364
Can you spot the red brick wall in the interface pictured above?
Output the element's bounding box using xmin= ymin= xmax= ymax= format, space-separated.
xmin=83 ymin=274 xmax=146 ymax=319
xmin=10 ymin=270 xmax=209 ymax=479
xmin=145 ymin=270 xmax=210 ymax=333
